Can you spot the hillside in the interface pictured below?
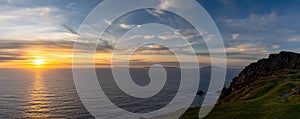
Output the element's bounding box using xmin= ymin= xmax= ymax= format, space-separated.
xmin=181 ymin=51 xmax=300 ymax=119
xmin=204 ymin=69 xmax=300 ymax=118
xmin=219 ymin=51 xmax=300 ymax=103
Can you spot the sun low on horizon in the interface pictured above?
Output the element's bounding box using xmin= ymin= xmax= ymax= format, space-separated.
xmin=33 ymin=59 xmax=45 ymax=65
xmin=30 ymin=58 xmax=48 ymax=68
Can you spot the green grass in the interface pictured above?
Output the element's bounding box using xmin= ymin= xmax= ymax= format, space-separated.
xmin=181 ymin=69 xmax=300 ymax=119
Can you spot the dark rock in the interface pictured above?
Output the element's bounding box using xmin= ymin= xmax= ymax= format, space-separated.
xmin=197 ymin=90 xmax=205 ymax=96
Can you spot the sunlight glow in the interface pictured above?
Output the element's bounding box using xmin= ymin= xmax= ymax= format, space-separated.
xmin=33 ymin=59 xmax=45 ymax=65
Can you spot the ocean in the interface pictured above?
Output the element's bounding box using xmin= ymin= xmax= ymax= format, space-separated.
xmin=0 ymin=68 xmax=241 ymax=118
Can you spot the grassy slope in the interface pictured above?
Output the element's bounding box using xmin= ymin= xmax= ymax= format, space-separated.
xmin=181 ymin=69 xmax=300 ymax=119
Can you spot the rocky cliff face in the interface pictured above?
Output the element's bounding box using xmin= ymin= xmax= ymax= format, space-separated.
xmin=219 ymin=51 xmax=300 ymax=103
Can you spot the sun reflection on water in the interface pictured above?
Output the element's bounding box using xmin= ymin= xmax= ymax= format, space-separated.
xmin=23 ymin=69 xmax=53 ymax=118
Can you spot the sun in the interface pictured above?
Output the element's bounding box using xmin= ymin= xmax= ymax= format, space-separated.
xmin=33 ymin=59 xmax=45 ymax=65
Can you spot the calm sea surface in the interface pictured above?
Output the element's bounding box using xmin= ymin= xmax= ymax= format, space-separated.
xmin=0 ymin=68 xmax=240 ymax=118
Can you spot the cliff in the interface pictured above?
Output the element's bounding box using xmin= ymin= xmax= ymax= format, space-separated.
xmin=219 ymin=51 xmax=300 ymax=103
xmin=181 ymin=51 xmax=300 ymax=118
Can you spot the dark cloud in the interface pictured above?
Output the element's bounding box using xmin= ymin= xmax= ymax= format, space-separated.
xmin=0 ymin=39 xmax=78 ymax=62
xmin=0 ymin=56 xmax=25 ymax=62
xmin=96 ymin=38 xmax=113 ymax=52
xmin=138 ymin=44 xmax=169 ymax=51
xmin=123 ymin=44 xmax=173 ymax=55
xmin=0 ymin=51 xmax=26 ymax=62
xmin=0 ymin=39 xmax=74 ymax=49
xmin=62 ymin=24 xmax=79 ymax=35
xmin=0 ymin=38 xmax=116 ymax=62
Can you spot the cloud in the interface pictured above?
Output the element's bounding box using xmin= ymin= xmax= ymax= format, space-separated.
xmin=158 ymin=35 xmax=180 ymax=40
xmin=137 ymin=44 xmax=169 ymax=51
xmin=97 ymin=39 xmax=113 ymax=52
xmin=132 ymin=44 xmax=171 ymax=55
xmin=156 ymin=30 xmax=202 ymax=40
xmin=0 ymin=39 xmax=75 ymax=50
xmin=145 ymin=8 xmax=164 ymax=17
xmin=119 ymin=23 xmax=135 ymax=29
xmin=179 ymin=30 xmax=203 ymax=40
xmin=143 ymin=35 xmax=156 ymax=39
xmin=6 ymin=0 xmax=15 ymax=6
xmin=159 ymin=0 xmax=173 ymax=9
xmin=147 ymin=44 xmax=168 ymax=49
xmin=222 ymin=12 xmax=284 ymax=42
xmin=156 ymin=31 xmax=184 ymax=40
xmin=128 ymin=35 xmax=143 ymax=40
xmin=272 ymin=45 xmax=281 ymax=49
xmin=0 ymin=56 xmax=25 ymax=62
xmin=231 ymin=33 xmax=240 ymax=40
xmin=220 ymin=11 xmax=299 ymax=60
xmin=62 ymin=24 xmax=79 ymax=35
xmin=225 ymin=12 xmax=278 ymax=28
xmin=0 ymin=5 xmax=72 ymax=41
xmin=66 ymin=2 xmax=76 ymax=10
xmin=286 ymin=36 xmax=300 ymax=42
xmin=226 ymin=43 xmax=270 ymax=56
xmin=158 ymin=0 xmax=195 ymax=10
xmin=218 ymin=43 xmax=272 ymax=65
xmin=103 ymin=19 xmax=112 ymax=25
xmin=0 ymin=39 xmax=78 ymax=62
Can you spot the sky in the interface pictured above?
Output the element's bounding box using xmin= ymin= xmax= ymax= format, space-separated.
xmin=0 ymin=0 xmax=300 ymax=68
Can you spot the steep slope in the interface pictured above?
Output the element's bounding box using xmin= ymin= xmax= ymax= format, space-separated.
xmin=204 ymin=69 xmax=300 ymax=118
xmin=219 ymin=51 xmax=300 ymax=103
xmin=181 ymin=51 xmax=300 ymax=119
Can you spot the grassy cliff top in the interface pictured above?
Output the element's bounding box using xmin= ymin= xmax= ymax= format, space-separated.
xmin=181 ymin=69 xmax=300 ymax=119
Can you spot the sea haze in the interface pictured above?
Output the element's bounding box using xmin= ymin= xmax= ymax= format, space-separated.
xmin=0 ymin=67 xmax=240 ymax=118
